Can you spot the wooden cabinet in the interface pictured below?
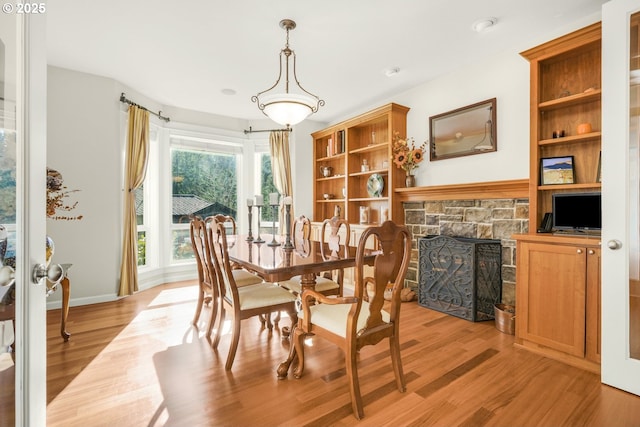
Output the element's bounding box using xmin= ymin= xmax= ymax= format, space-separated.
xmin=520 ymin=22 xmax=602 ymax=229
xmin=515 ymin=23 xmax=603 ymax=372
xmin=514 ymin=234 xmax=601 ymax=371
xmin=312 ymin=103 xmax=409 ymax=225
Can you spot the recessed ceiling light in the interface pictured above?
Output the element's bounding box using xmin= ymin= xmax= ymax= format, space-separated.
xmin=472 ymin=17 xmax=497 ymax=33
xmin=384 ymin=67 xmax=401 ymax=77
xmin=221 ymin=88 xmax=237 ymax=95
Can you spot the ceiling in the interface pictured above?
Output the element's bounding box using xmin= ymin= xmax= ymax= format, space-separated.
xmin=46 ymin=0 xmax=609 ymax=125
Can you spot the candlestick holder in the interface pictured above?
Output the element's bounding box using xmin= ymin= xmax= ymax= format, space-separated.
xmin=267 ymin=204 xmax=280 ymax=247
xmin=246 ymin=205 xmax=254 ymax=241
xmin=254 ymin=205 xmax=265 ymax=243
xmin=282 ymin=203 xmax=293 ymax=249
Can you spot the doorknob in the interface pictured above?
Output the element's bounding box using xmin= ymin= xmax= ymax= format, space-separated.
xmin=607 ymin=239 xmax=623 ymax=250
xmin=0 ymin=265 xmax=15 ymax=287
xmin=32 ymin=263 xmax=63 ymax=285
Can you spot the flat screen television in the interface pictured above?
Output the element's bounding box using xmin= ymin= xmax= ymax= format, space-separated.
xmin=552 ymin=192 xmax=602 ymax=232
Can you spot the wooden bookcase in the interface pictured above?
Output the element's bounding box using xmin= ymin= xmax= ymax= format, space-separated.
xmin=520 ymin=22 xmax=602 ymax=230
xmin=312 ymin=103 xmax=409 ymax=225
xmin=515 ymin=22 xmax=602 ymax=372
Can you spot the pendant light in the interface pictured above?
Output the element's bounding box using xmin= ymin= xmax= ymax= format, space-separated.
xmin=252 ymin=19 xmax=324 ymax=127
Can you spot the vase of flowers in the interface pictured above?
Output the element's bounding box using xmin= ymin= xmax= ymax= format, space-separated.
xmin=391 ymin=132 xmax=427 ymax=187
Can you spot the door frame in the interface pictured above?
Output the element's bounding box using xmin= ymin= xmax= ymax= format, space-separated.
xmin=13 ymin=11 xmax=48 ymax=425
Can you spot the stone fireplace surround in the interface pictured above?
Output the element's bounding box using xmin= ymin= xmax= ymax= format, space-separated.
xmin=396 ymin=179 xmax=529 ymax=305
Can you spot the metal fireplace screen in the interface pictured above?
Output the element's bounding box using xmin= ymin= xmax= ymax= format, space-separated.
xmin=418 ymin=235 xmax=502 ymax=321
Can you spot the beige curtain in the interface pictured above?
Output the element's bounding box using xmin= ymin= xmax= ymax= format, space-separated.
xmin=269 ymin=131 xmax=293 ymax=232
xmin=118 ymin=106 xmax=150 ymax=296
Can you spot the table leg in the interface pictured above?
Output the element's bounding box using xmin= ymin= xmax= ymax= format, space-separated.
xmin=278 ymin=273 xmax=318 ymax=378
xmin=299 ymin=272 xmax=316 ymax=294
xmin=60 ymin=277 xmax=70 ymax=341
xmin=277 ymin=322 xmax=298 ymax=379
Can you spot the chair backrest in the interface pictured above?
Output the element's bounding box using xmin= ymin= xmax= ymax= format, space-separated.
xmin=205 ymin=214 xmax=237 ymax=239
xmin=352 ymin=221 xmax=411 ymax=348
xmin=291 ymin=215 xmax=311 ymax=256
xmin=189 ymin=217 xmax=217 ymax=296
xmin=207 ymin=221 xmax=238 ymax=305
xmin=320 ymin=216 xmax=351 ymax=260
xmin=292 ymin=215 xmax=310 ymax=241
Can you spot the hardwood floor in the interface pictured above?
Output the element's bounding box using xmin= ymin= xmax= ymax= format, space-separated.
xmin=40 ymin=280 xmax=640 ymax=426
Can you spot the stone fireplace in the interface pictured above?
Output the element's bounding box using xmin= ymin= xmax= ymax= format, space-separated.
xmin=401 ymin=193 xmax=529 ymax=306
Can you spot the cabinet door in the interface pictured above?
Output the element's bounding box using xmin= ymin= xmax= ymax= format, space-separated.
xmin=586 ymin=247 xmax=601 ymax=363
xmin=517 ymin=242 xmax=587 ymax=357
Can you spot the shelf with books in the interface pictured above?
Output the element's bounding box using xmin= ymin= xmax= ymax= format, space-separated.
xmin=312 ymin=103 xmax=409 ymax=224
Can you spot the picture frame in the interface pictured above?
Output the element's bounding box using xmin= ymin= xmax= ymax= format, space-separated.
xmin=540 ymin=156 xmax=575 ymax=185
xmin=596 ymin=151 xmax=602 ymax=183
xmin=429 ymin=98 xmax=497 ymax=161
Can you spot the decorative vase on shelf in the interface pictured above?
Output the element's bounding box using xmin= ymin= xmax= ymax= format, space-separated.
xmin=405 ymin=174 xmax=416 ymax=188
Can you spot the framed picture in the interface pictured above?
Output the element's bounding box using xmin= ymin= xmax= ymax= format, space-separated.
xmin=429 ymin=98 xmax=497 ymax=161
xmin=540 ymin=156 xmax=575 ymax=185
xmin=596 ymin=151 xmax=602 ymax=183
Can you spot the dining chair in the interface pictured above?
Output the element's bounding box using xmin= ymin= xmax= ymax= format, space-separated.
xmin=291 ymin=220 xmax=412 ymax=419
xmin=208 ymin=221 xmax=298 ymax=370
xmin=279 ymin=215 xmax=349 ymax=296
xmin=205 ymin=214 xmax=263 ymax=284
xmin=189 ymin=217 xmax=218 ymax=335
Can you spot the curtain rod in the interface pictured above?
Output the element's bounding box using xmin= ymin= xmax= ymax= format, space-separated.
xmin=119 ymin=92 xmax=170 ymax=122
xmin=243 ymin=126 xmax=292 ymax=134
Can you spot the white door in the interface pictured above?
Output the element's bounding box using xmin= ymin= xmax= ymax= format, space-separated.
xmin=0 ymin=11 xmax=48 ymax=426
xmin=602 ymin=0 xmax=640 ymax=397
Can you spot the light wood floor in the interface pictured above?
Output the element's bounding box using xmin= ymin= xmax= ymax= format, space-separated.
xmin=33 ymin=280 xmax=640 ymax=426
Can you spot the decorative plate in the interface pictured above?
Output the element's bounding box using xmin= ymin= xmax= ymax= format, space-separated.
xmin=366 ymin=173 xmax=384 ymax=197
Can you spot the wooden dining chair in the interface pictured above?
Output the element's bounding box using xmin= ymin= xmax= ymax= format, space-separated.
xmin=205 ymin=214 xmax=263 ymax=285
xmin=291 ymin=220 xmax=412 ymax=419
xmin=279 ymin=215 xmax=349 ymax=296
xmin=208 ymin=221 xmax=298 ymax=370
xmin=189 ymin=217 xmax=218 ymax=335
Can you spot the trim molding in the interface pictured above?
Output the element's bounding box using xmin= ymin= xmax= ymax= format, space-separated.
xmin=394 ymin=179 xmax=529 ymax=202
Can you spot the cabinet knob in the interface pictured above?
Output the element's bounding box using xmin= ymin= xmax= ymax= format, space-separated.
xmin=576 ymin=249 xmax=583 ymax=254
xmin=588 ymin=249 xmax=595 ymax=255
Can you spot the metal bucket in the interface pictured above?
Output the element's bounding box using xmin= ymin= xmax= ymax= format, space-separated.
xmin=494 ymin=304 xmax=516 ymax=335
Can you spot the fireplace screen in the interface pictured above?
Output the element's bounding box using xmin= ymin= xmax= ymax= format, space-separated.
xmin=418 ymin=235 xmax=502 ymax=321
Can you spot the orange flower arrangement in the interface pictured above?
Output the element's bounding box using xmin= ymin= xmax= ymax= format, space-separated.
xmin=391 ymin=131 xmax=427 ymax=175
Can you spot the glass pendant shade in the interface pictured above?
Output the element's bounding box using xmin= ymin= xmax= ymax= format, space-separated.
xmin=261 ymin=93 xmax=317 ymax=126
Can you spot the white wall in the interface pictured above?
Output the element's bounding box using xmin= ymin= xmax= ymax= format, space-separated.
xmin=47 ymin=66 xmax=122 ymax=306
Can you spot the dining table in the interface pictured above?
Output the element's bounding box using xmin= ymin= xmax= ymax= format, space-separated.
xmin=225 ymin=234 xmax=374 ymax=378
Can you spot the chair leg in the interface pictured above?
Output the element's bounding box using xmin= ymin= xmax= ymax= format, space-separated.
xmin=225 ymin=315 xmax=242 ymax=371
xmin=192 ymin=290 xmax=204 ymax=325
xmin=211 ymin=306 xmax=225 ymax=349
xmin=346 ymin=343 xmax=364 ymax=419
xmin=205 ymin=296 xmax=218 ymax=339
xmin=292 ymin=322 xmax=306 ymax=379
xmin=389 ymin=335 xmax=406 ymax=392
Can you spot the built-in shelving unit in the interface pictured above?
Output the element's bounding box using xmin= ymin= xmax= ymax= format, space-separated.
xmin=312 ymin=103 xmax=409 ymax=225
xmin=515 ymin=22 xmax=602 ymax=373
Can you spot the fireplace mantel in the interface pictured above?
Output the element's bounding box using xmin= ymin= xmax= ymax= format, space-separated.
xmin=394 ymin=179 xmax=529 ymax=202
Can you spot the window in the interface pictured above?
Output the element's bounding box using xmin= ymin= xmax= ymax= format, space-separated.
xmin=255 ymin=146 xmax=278 ymax=231
xmin=170 ymin=138 xmax=240 ymax=263
xmin=135 ymin=186 xmax=146 ymax=266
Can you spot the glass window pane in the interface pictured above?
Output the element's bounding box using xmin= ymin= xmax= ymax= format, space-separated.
xmin=259 ymin=152 xmax=278 ymax=223
xmin=171 ymin=146 xmax=238 ymax=263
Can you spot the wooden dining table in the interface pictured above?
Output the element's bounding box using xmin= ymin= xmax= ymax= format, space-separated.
xmin=225 ymin=234 xmax=372 ymax=378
